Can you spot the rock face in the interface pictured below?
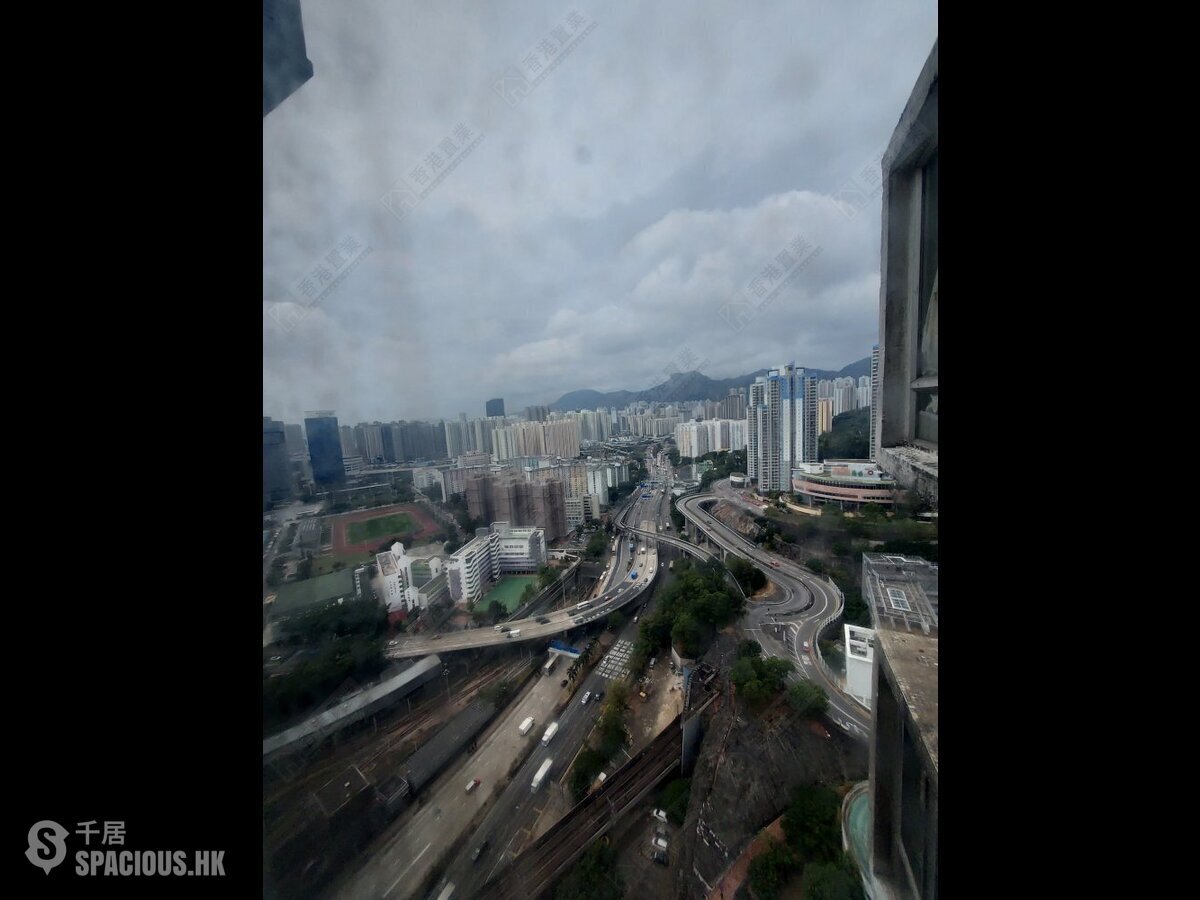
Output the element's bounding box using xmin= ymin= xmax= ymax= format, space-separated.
xmin=709 ymin=504 xmax=762 ymax=541
xmin=673 ymin=632 xmax=868 ymax=900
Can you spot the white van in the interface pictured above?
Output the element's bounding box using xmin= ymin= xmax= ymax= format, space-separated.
xmin=519 ymin=716 xmax=535 ymax=736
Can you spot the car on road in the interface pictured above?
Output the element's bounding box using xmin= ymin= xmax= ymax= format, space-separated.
xmin=536 ymin=616 xmax=550 ymax=624
xmin=802 ymin=641 xmax=810 ymax=652
xmin=270 ymin=655 xmax=282 ymax=662
xmin=652 ymin=808 xmax=668 ymax=822
xmin=770 ymin=560 xmax=780 ymax=568
xmin=388 ymin=640 xmax=398 ymax=646
xmin=596 ymin=691 xmax=605 ymax=702
xmin=581 ymin=691 xmax=592 ymax=705
xmin=431 ymin=634 xmax=442 ymax=640
xmin=465 ymin=778 xmax=481 ymax=793
xmin=471 ymin=840 xmax=489 ymax=862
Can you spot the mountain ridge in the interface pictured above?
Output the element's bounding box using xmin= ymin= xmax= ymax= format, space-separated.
xmin=548 ymin=356 xmax=871 ymax=410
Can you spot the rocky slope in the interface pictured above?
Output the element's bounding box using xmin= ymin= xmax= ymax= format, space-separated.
xmin=672 ymin=631 xmax=868 ymax=900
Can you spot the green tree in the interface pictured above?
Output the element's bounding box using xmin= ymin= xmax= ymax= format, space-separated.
xmin=747 ymin=840 xmax=797 ymax=900
xmin=606 ymin=610 xmax=626 ymax=632
xmin=787 ymin=680 xmax=830 ymax=718
xmin=801 ymin=855 xmax=865 ymax=900
xmin=487 ymin=600 xmax=505 ymax=623
xmin=555 ymin=841 xmax=624 ymax=900
xmin=738 ymin=638 xmax=763 ymax=659
xmin=782 ymin=785 xmax=843 ymax=863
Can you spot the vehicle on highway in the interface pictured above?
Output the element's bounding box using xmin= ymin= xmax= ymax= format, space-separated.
xmin=507 ymin=629 xmax=521 ymax=638
xmin=536 ymin=616 xmax=550 ymax=624
xmin=581 ymin=691 xmax=592 ymax=705
xmin=270 ymin=655 xmax=282 ymax=662
xmin=465 ymin=778 xmax=480 ymax=793
xmin=542 ymin=722 xmax=559 ymax=745
xmin=770 ymin=560 xmax=780 ymax=568
xmin=519 ymin=716 xmax=535 ymax=736
xmin=802 ymin=641 xmax=810 ymax=652
xmin=471 ymin=840 xmax=489 ymax=863
xmin=531 ymin=758 xmax=553 ymax=792
xmin=575 ymin=600 xmax=592 ymax=611
xmin=651 ymin=808 xmax=668 ymax=822
xmin=432 ymin=634 xmax=442 ymax=640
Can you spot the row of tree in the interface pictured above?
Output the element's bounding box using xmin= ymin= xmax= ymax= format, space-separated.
xmin=748 ymin=784 xmax=864 ymax=900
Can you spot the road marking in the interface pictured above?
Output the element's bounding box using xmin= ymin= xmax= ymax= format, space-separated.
xmin=385 ymin=841 xmax=431 ymax=896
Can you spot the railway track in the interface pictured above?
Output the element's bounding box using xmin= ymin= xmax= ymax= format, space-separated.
xmin=484 ymin=716 xmax=683 ymax=900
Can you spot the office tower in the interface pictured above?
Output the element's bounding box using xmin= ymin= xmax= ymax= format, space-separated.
xmin=486 ymin=398 xmax=505 ymax=418
xmin=304 ymin=413 xmax=345 ymax=486
xmin=876 ymin=41 xmax=937 ymax=505
xmin=746 ymin=363 xmax=816 ymax=493
xmin=263 ymin=417 xmax=292 ymax=505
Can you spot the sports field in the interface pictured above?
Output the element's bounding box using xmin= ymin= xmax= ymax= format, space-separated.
xmin=483 ymin=575 xmax=539 ymax=613
xmin=347 ymin=512 xmax=416 ymax=544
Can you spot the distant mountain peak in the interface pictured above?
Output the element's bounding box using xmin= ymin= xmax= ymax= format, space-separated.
xmin=548 ymin=356 xmax=871 ymax=410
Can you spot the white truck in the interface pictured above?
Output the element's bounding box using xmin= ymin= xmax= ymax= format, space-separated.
xmin=519 ymin=716 xmax=535 ymax=736
xmin=541 ymin=722 xmax=559 ymax=745
xmin=531 ymin=758 xmax=553 ymax=792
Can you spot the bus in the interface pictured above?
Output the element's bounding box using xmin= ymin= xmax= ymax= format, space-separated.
xmin=575 ymin=600 xmax=592 ymax=611
xmin=542 ymin=656 xmax=558 ymax=676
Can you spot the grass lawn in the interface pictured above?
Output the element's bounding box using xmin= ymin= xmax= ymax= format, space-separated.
xmin=347 ymin=512 xmax=416 ymax=544
xmin=483 ymin=575 xmax=539 ymax=613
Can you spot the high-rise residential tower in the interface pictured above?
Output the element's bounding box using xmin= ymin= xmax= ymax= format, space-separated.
xmin=746 ymin=363 xmax=816 ymax=493
xmin=486 ymin=398 xmax=505 ymax=417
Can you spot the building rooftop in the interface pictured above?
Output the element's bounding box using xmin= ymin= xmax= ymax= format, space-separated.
xmin=862 ymin=553 xmax=938 ymax=636
xmin=862 ymin=552 xmax=938 ymax=772
xmin=263 ymin=655 xmax=442 ymax=760
xmin=874 ymin=629 xmax=938 ymax=773
xmin=377 ymin=551 xmax=399 ymax=577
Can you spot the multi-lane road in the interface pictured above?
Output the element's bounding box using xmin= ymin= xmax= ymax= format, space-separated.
xmin=675 ymin=483 xmax=870 ymax=738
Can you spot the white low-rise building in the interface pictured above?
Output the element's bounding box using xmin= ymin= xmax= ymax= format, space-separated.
xmin=446 ymin=522 xmax=547 ymax=604
xmin=375 ymin=541 xmax=446 ymax=613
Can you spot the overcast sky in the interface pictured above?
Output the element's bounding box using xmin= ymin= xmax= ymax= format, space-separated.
xmin=264 ymin=0 xmax=937 ymax=425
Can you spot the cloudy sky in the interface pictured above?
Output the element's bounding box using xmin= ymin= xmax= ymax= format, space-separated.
xmin=264 ymin=0 xmax=937 ymax=425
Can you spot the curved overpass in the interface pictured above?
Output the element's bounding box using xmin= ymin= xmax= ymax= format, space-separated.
xmin=676 ymin=482 xmax=870 ymax=737
xmin=385 ymin=491 xmax=668 ymax=661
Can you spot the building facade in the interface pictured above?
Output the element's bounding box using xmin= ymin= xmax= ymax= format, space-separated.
xmin=746 ymin=364 xmax=816 ymax=493
xmin=875 ymin=42 xmax=938 ymax=507
xmin=305 ymin=414 xmax=345 ymax=486
xmin=263 ymin=417 xmax=292 ymax=505
xmin=485 ymin=398 xmax=505 ymax=417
